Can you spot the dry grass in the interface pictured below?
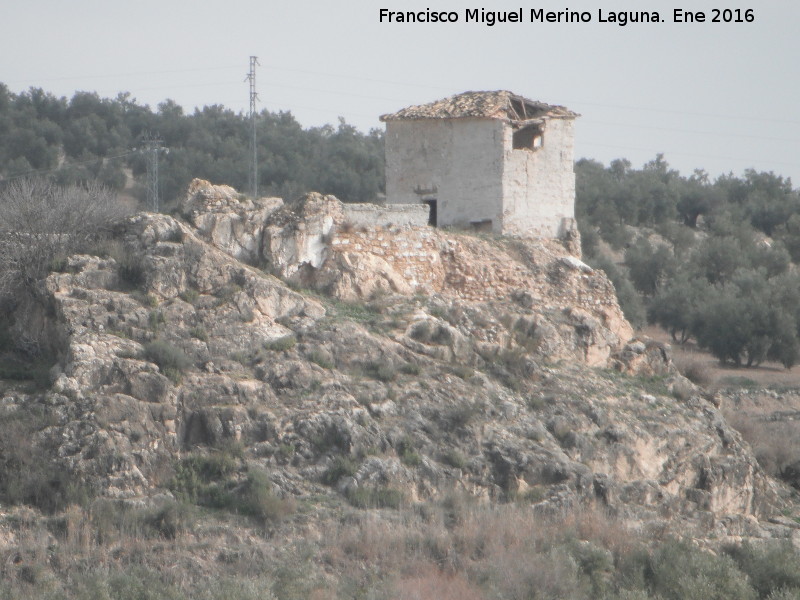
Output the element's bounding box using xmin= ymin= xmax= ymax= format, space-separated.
xmin=724 ymin=410 xmax=800 ymax=481
xmin=2 ymin=489 xmax=795 ymax=599
xmin=393 ymin=568 xmax=484 ymax=600
xmin=319 ymin=497 xmax=637 ymax=599
xmin=643 ymin=325 xmax=800 ymax=389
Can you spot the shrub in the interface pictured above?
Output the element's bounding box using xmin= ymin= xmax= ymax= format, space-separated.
xmin=345 ymin=486 xmax=405 ymax=509
xmin=234 ymin=467 xmax=295 ymax=522
xmin=116 ymin=253 xmax=148 ymax=290
xmin=143 ymin=340 xmax=191 ymax=382
xmin=307 ymin=349 xmax=334 ymax=369
xmin=147 ymin=500 xmax=191 ymax=539
xmin=0 ymin=407 xmax=91 ymax=512
xmin=170 ymin=454 xmax=292 ymax=522
xmin=264 ymin=335 xmax=296 ymax=352
xmin=723 ymin=541 xmax=800 ymax=598
xmin=590 ymin=254 xmax=646 ymax=328
xmin=0 ymin=354 xmax=54 ymax=388
xmin=440 ymin=449 xmax=467 ymax=470
xmin=644 ymin=539 xmax=756 ymax=600
xmin=363 ymin=361 xmax=396 ymax=382
xmin=321 ymin=456 xmax=360 ymax=486
xmin=148 ymin=310 xmax=165 ymax=332
xmin=189 ymin=326 xmax=209 ymax=342
xmin=400 ymin=362 xmax=421 ymax=375
xmin=48 ymin=255 xmax=69 ymax=273
xmin=397 ymin=438 xmax=422 ymax=467
xmin=449 ymin=364 xmax=474 ymax=380
xmin=179 ymin=288 xmax=200 ymax=304
xmin=214 ymin=284 xmax=243 ymax=306
xmin=442 ymin=402 xmax=480 ymax=431
xmin=677 ymin=358 xmax=712 ymax=386
xmin=170 ymin=452 xmax=238 ymax=504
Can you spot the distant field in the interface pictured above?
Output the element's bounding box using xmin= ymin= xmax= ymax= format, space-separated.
xmin=642 ymin=325 xmax=800 ymax=389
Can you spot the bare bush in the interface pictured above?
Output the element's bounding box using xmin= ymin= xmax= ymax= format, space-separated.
xmin=0 ymin=178 xmax=127 ymax=304
xmin=728 ymin=413 xmax=800 ymax=483
xmin=677 ymin=357 xmax=712 ymax=386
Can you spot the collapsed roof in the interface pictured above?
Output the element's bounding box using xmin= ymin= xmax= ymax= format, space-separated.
xmin=380 ymin=90 xmax=578 ymax=123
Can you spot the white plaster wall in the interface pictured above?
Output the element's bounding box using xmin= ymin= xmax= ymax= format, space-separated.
xmin=384 ymin=119 xmax=505 ymax=231
xmin=501 ymin=118 xmax=576 ymax=237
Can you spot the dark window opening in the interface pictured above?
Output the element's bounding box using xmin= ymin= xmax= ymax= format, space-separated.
xmin=470 ymin=219 xmax=492 ymax=233
xmin=424 ymin=199 xmax=437 ymax=227
xmin=512 ymin=123 xmax=544 ymax=151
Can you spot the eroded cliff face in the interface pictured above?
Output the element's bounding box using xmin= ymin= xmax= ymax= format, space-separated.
xmin=182 ymin=179 xmax=633 ymax=368
xmin=0 ymin=180 xmax=787 ymax=541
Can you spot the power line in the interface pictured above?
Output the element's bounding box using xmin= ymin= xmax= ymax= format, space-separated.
xmin=0 ymin=150 xmax=137 ymax=182
xmin=8 ymin=59 xmax=800 ymax=129
xmin=582 ymin=119 xmax=800 ymax=145
xmin=6 ymin=65 xmax=241 ymax=86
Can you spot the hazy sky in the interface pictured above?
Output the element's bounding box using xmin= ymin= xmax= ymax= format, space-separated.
xmin=5 ymin=0 xmax=799 ymax=183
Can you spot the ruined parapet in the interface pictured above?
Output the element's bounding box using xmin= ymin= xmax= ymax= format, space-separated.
xmin=342 ymin=202 xmax=429 ymax=228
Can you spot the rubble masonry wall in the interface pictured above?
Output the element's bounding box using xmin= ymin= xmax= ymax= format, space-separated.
xmin=501 ymin=118 xmax=576 ymax=238
xmin=330 ymin=227 xmax=444 ymax=290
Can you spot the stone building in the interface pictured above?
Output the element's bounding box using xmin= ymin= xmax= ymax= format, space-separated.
xmin=380 ymin=90 xmax=578 ymax=238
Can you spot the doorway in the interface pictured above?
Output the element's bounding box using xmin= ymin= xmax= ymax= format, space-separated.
xmin=424 ymin=199 xmax=437 ymax=227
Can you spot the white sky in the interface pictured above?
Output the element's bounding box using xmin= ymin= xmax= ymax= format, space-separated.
xmin=4 ymin=0 xmax=799 ymax=184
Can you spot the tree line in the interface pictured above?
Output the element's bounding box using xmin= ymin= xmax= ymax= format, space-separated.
xmin=0 ymin=84 xmax=384 ymax=205
xmin=577 ymin=156 xmax=800 ymax=368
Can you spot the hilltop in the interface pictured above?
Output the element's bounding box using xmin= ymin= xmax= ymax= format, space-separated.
xmin=0 ymin=180 xmax=797 ymax=598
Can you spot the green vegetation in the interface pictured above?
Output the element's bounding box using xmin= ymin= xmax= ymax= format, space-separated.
xmin=321 ymin=456 xmax=360 ymax=486
xmin=170 ymin=452 xmax=293 ymax=523
xmin=263 ymin=335 xmax=297 ymax=352
xmin=344 ymin=485 xmax=405 ymax=509
xmin=0 ymin=405 xmax=90 ymax=512
xmin=0 ymin=84 xmax=384 ymax=205
xmin=143 ymin=340 xmax=191 ymax=382
xmin=362 ymin=360 xmax=397 ymax=382
xmin=189 ymin=326 xmax=209 ymax=341
xmin=179 ymin=288 xmax=200 ymax=304
xmin=396 ymin=437 xmax=422 ymax=466
xmin=4 ymin=479 xmax=800 ymax=599
xmin=440 ymin=448 xmax=467 ymax=469
xmin=578 ymin=156 xmax=800 ymax=368
xmin=306 ymin=349 xmax=334 ymax=369
xmin=116 ymin=252 xmax=147 ymax=290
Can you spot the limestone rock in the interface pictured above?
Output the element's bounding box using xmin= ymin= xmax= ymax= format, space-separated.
xmin=2 ymin=179 xmax=785 ymax=542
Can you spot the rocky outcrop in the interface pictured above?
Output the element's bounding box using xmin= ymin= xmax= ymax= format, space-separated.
xmin=180 ymin=180 xmax=632 ymax=367
xmin=0 ymin=179 xmax=786 ymax=541
xmin=180 ymin=178 xmax=283 ymax=264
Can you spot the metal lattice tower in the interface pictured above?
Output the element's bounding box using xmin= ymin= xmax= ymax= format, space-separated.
xmin=142 ymin=133 xmax=166 ymax=212
xmin=245 ymin=56 xmax=260 ymax=199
